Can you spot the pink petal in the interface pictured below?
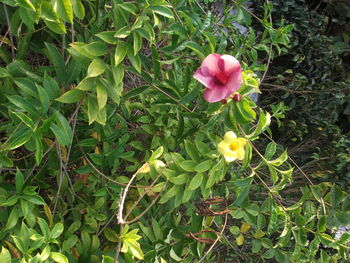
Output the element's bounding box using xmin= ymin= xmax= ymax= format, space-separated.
xmin=225 ymin=70 xmax=242 ymax=96
xmin=203 ymin=86 xmax=228 ymax=102
xmin=193 ymin=68 xmax=215 ymax=88
xmin=200 ymin=54 xmax=221 ymax=74
xmin=221 ymin=55 xmax=241 ymax=74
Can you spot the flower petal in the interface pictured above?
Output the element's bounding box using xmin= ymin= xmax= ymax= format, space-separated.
xmin=193 ymin=68 xmax=215 ymax=88
xmin=224 ymin=131 xmax=237 ymax=143
xmin=225 ymin=70 xmax=242 ymax=96
xmin=237 ymin=138 xmax=247 ymax=147
xmin=236 ymin=147 xmax=245 ymax=160
xmin=200 ymin=54 xmax=221 ymax=74
xmin=218 ymin=141 xmax=236 ymax=158
xmin=221 ymin=55 xmax=241 ymax=74
xmin=203 ymin=86 xmax=228 ymax=102
xmin=224 ymin=155 xmax=237 ymax=162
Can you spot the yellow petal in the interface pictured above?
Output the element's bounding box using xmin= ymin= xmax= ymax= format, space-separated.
xmin=224 ymin=155 xmax=237 ymax=162
xmin=236 ymin=147 xmax=245 ymax=160
xmin=223 ymin=131 xmax=237 ymax=143
xmin=237 ymin=138 xmax=247 ymax=147
xmin=218 ymin=142 xmax=236 ymax=158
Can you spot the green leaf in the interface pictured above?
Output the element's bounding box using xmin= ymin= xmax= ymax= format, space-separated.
xmin=96 ymin=79 xmax=108 ymax=110
xmin=1 ymin=126 xmax=32 ymax=151
xmin=125 ymin=239 xmax=144 ymax=260
xmin=195 ymin=160 xmax=211 ymax=173
xmin=15 ymin=169 xmax=24 ymax=193
xmin=50 ymin=112 xmax=73 ymax=146
xmin=149 ymin=146 xmax=164 ymax=161
xmin=0 ymin=246 xmax=11 ymax=263
xmin=0 ymin=154 xmax=13 ymax=168
xmin=33 ymin=133 xmax=43 ymax=164
xmin=17 ymin=0 xmax=36 ymax=11
xmin=14 ymin=78 xmax=38 ymax=98
xmin=51 ymin=223 xmax=64 ymax=239
xmin=127 ymin=48 xmax=141 ymax=73
xmin=71 ymin=0 xmax=85 ymax=19
xmin=159 ymin=185 xmax=180 ymax=203
xmin=149 ymin=6 xmax=174 ymax=19
xmin=317 ymin=216 xmax=326 ymax=233
xmin=133 ymin=31 xmax=142 ymax=56
xmin=87 ymin=59 xmax=105 ymax=77
xmin=56 ymin=0 xmax=73 ymax=23
xmin=44 ymin=20 xmax=66 ymax=34
xmin=23 ymin=195 xmax=46 ymax=205
xmin=7 ymin=95 xmax=39 ymax=118
xmin=96 ymin=107 xmax=107 ymax=125
xmin=247 ymin=110 xmax=271 ymax=139
xmin=50 ymin=252 xmax=68 ymax=263
xmin=266 ymin=150 xmax=288 ymax=166
xmin=170 ymin=248 xmax=182 ymax=261
xmin=233 ymin=185 xmax=250 ymax=206
xmin=104 ymin=228 xmax=119 ymax=243
xmin=80 ymin=42 xmax=108 ymax=57
xmin=262 ymin=248 xmax=275 ymax=259
xmin=0 ymin=67 xmax=10 ymax=78
xmin=183 ymin=41 xmax=205 ymax=59
xmin=36 ymin=84 xmax=50 ymax=115
xmin=114 ymin=26 xmax=131 ymax=38
xmin=178 ymin=160 xmax=197 ymax=172
xmin=115 ymin=42 xmax=127 ymax=65
xmin=87 ymin=94 xmax=98 ymax=124
xmin=151 ymin=218 xmax=163 ymax=241
xmin=45 ymin=42 xmax=66 ymax=85
xmin=184 ymin=140 xmax=200 ymax=162
xmin=12 ymin=112 xmax=35 ymax=130
xmin=330 ymin=185 xmax=346 ymax=206
xmin=188 ymin=173 xmax=203 ymax=190
xmin=252 ymin=239 xmax=261 ymax=253
xmin=264 ymin=142 xmax=277 ymax=160
xmin=38 ymin=217 xmax=50 ymax=240
xmin=96 ymin=31 xmax=117 ymax=44
xmin=5 ymin=207 xmax=19 ymax=230
xmin=169 ymin=174 xmax=188 ymax=185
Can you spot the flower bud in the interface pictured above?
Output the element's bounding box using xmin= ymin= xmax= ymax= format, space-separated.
xmin=233 ymin=93 xmax=242 ymax=102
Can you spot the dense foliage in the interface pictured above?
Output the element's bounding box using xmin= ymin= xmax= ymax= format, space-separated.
xmin=0 ymin=0 xmax=349 ymax=262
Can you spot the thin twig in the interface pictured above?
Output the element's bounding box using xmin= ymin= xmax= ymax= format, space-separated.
xmin=150 ymin=84 xmax=192 ymax=112
xmin=52 ymin=144 xmax=64 ymax=216
xmin=114 ymin=226 xmax=124 ymax=263
xmin=197 ymin=213 xmax=228 ymax=263
xmin=2 ymin=3 xmax=15 ymax=58
xmin=116 ymin=163 xmax=148 ymax=224
xmin=260 ymin=0 xmax=273 ymax=84
xmin=79 ymin=149 xmax=148 ymax=189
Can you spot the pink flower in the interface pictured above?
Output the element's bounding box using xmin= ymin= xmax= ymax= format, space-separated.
xmin=193 ymin=54 xmax=242 ymax=103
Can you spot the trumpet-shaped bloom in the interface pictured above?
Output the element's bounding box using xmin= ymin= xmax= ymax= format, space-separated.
xmin=193 ymin=54 xmax=242 ymax=103
xmin=218 ymin=131 xmax=247 ymax=162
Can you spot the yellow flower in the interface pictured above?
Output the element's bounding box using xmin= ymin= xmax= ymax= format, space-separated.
xmin=217 ymin=131 xmax=247 ymax=162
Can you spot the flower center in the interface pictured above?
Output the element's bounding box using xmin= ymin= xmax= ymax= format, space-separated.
xmin=230 ymin=142 xmax=239 ymax=151
xmin=213 ymin=72 xmax=228 ymax=86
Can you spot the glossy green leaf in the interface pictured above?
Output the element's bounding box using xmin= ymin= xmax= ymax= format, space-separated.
xmin=56 ymin=89 xmax=84 ymax=103
xmin=96 ymin=31 xmax=117 ymax=44
xmin=188 ymin=173 xmax=203 ymax=190
xmin=149 ymin=6 xmax=174 ymax=19
xmin=88 ymin=59 xmax=105 ymax=77
xmin=0 ymin=246 xmax=11 ymax=263
xmin=96 ymin=80 xmax=108 ymax=110
xmin=51 ymin=252 xmax=68 ymax=263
